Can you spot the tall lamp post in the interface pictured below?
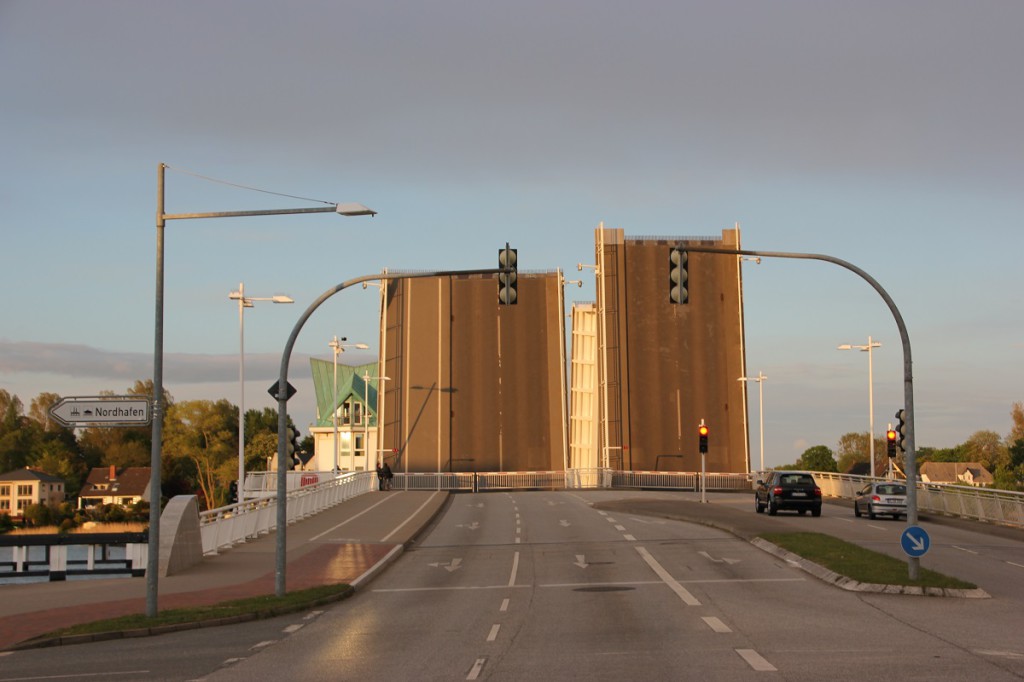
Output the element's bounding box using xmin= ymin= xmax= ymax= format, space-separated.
xmin=151 ymin=162 xmax=374 ymax=617
xmin=362 ymin=373 xmax=390 ymax=470
xmin=838 ymin=336 xmax=882 ymax=478
xmin=737 ymin=371 xmax=767 ymax=472
xmin=328 ymin=336 xmax=368 ymax=474
xmin=229 ymin=283 xmax=293 ymax=502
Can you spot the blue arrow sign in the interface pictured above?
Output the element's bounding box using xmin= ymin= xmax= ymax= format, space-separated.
xmin=901 ymin=525 xmax=930 ymax=557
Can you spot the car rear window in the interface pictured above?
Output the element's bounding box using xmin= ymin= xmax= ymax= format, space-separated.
xmin=780 ymin=474 xmax=815 ymax=486
xmin=876 ymin=485 xmax=906 ymax=495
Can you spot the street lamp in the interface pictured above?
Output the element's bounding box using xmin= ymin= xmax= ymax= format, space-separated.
xmin=151 ymin=162 xmax=374 ymax=617
xmin=328 ymin=336 xmax=369 ymax=474
xmin=737 ymin=371 xmax=767 ymax=472
xmin=838 ymin=336 xmax=882 ymax=478
xmin=229 ymin=283 xmax=293 ymax=503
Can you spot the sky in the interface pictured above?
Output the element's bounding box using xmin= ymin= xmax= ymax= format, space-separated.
xmin=1 ymin=1 xmax=1022 ymax=469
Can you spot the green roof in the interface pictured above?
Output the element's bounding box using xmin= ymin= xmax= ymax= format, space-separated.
xmin=309 ymin=358 xmax=381 ymax=428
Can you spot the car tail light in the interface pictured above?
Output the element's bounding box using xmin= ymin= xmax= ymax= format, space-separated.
xmin=813 ymin=487 xmax=822 ymax=497
xmin=772 ymin=486 xmax=783 ymax=495
xmin=871 ymin=495 xmax=881 ymax=502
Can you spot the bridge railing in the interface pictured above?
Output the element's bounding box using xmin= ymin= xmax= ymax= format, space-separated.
xmin=198 ymin=471 xmax=376 ymax=555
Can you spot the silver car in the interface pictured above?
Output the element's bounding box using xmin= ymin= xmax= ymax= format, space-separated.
xmin=854 ymin=482 xmax=908 ymax=519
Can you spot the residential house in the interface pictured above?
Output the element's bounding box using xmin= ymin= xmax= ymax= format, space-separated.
xmin=0 ymin=467 xmax=66 ymax=518
xmin=919 ymin=461 xmax=994 ymax=487
xmin=78 ymin=466 xmax=151 ymax=509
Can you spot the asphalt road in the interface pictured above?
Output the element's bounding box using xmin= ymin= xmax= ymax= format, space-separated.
xmin=2 ymin=491 xmax=1023 ymax=681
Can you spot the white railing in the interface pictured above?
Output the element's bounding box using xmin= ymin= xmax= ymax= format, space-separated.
xmin=198 ymin=471 xmax=376 ymax=555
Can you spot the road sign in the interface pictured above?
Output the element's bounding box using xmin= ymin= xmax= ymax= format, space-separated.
xmin=267 ymin=380 xmax=297 ymax=401
xmin=49 ymin=396 xmax=151 ymax=427
xmin=900 ymin=525 xmax=931 ymax=557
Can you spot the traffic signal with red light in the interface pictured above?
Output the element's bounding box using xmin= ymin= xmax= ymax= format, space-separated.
xmin=698 ymin=423 xmax=709 ymax=453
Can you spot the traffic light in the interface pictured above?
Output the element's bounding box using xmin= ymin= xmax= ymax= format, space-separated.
xmin=895 ymin=409 xmax=907 ymax=452
xmin=698 ymin=423 xmax=709 ymax=454
xmin=498 ymin=244 xmax=518 ymax=305
xmin=286 ymin=425 xmax=301 ymax=470
xmin=229 ymin=480 xmax=239 ymax=504
xmin=669 ymin=248 xmax=689 ymax=304
xmin=886 ymin=428 xmax=897 ymax=458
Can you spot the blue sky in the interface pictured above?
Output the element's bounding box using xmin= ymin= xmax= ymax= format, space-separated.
xmin=1 ymin=1 xmax=1022 ymax=468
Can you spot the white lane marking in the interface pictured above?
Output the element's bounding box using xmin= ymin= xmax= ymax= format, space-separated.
xmin=509 ymin=551 xmax=520 ymax=587
xmin=376 ymin=578 xmax=804 ymax=593
xmin=606 ymin=517 xmax=618 ymax=523
xmin=376 ymin=584 xmax=533 ymax=592
xmin=283 ymin=624 xmax=304 ymax=634
xmin=976 ymin=649 xmax=1024 ymax=660
xmin=351 ymin=544 xmax=403 ymax=589
xmin=952 ymin=545 xmax=979 ymax=555
xmin=699 ymin=551 xmax=741 ymax=565
xmin=737 ymin=649 xmax=777 ymax=671
xmin=574 ymin=554 xmax=589 ymax=568
xmin=310 ymin=494 xmax=394 ymax=541
xmin=381 ymin=491 xmax=446 ymax=542
xmin=702 ymin=616 xmax=732 ymax=633
xmin=251 ymin=640 xmax=278 ymax=650
xmin=303 ymin=610 xmax=324 ymax=620
xmin=1008 ymin=561 xmax=1024 ymax=569
xmin=500 ymin=598 xmax=510 ymax=612
xmin=635 ymin=546 xmax=701 ymax=606
xmin=487 ymin=624 xmax=501 ymax=642
xmin=623 ymin=534 xmax=637 ymax=541
xmin=467 ymin=658 xmax=486 ymax=680
xmin=614 ymin=525 xmax=626 ymax=531
xmin=867 ymin=524 xmax=887 ymax=531
xmin=560 ymin=519 xmax=571 ymax=527
xmin=597 ymin=510 xmax=608 ymax=515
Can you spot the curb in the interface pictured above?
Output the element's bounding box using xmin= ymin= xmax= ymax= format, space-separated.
xmin=749 ymin=537 xmax=991 ymax=599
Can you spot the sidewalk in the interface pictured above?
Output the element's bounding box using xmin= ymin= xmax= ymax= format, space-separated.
xmin=0 ymin=490 xmax=448 ymax=651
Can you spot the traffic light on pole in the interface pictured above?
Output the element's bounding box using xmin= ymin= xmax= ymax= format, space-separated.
xmin=669 ymin=248 xmax=689 ymax=304
xmin=286 ymin=425 xmax=301 ymax=470
xmin=895 ymin=409 xmax=907 ymax=452
xmin=498 ymin=244 xmax=518 ymax=305
xmin=886 ymin=427 xmax=897 ymax=458
xmin=229 ymin=480 xmax=239 ymax=504
xmin=698 ymin=423 xmax=709 ymax=454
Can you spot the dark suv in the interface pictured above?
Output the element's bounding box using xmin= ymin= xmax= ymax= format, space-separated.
xmin=755 ymin=471 xmax=822 ymax=516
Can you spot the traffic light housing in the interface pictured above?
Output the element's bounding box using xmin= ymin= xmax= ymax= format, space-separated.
xmin=698 ymin=423 xmax=709 ymax=454
xmin=498 ymin=244 xmax=518 ymax=305
xmin=895 ymin=409 xmax=907 ymax=452
xmin=886 ymin=428 xmax=897 ymax=458
xmin=229 ymin=480 xmax=239 ymax=504
xmin=286 ymin=425 xmax=301 ymax=470
xmin=669 ymin=248 xmax=689 ymax=304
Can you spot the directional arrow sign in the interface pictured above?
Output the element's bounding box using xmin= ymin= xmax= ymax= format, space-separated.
xmin=49 ymin=396 xmax=151 ymax=427
xmin=901 ymin=526 xmax=931 ymax=557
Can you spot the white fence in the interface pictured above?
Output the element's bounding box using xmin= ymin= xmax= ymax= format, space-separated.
xmin=198 ymin=471 xmax=376 ymax=555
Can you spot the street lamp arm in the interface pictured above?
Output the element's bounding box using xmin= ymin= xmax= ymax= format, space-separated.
xmin=163 ymin=204 xmax=375 ymax=221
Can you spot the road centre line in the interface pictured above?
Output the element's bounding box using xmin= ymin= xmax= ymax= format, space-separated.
xmin=623 ymin=534 xmax=637 ymax=541
xmin=467 ymin=657 xmax=486 ymax=680
xmin=500 ymin=598 xmax=510 ymax=612
xmin=1008 ymin=561 xmax=1024 ymax=569
xmin=380 ymin=491 xmax=445 ymax=542
xmin=614 ymin=525 xmax=626 ymax=531
xmin=736 ymin=649 xmax=777 ymax=671
xmin=702 ymin=616 xmax=732 ymax=633
xmin=487 ymin=624 xmax=501 ymax=642
xmin=635 ymin=546 xmax=701 ymax=606
xmin=509 ymin=551 xmax=520 ymax=587
xmin=375 ymin=577 xmax=803 ymax=593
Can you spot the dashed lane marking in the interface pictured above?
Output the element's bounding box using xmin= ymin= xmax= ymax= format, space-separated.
xmin=467 ymin=657 xmax=486 ymax=680
xmin=736 ymin=649 xmax=777 ymax=671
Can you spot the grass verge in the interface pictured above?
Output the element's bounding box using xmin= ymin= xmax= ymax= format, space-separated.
xmin=761 ymin=532 xmax=976 ymax=589
xmin=43 ymin=583 xmax=352 ymax=639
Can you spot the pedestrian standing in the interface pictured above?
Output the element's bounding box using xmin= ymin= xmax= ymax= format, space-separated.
xmin=376 ymin=462 xmax=385 ymax=491
xmin=382 ymin=462 xmax=393 ymax=490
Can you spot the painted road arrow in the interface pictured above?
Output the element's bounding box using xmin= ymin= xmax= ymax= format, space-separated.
xmin=457 ymin=522 xmax=480 ymax=530
xmin=429 ymin=558 xmax=463 ymax=572
xmin=49 ymin=396 xmax=151 ymax=427
xmin=699 ymin=551 xmax=740 ymax=565
xmin=574 ymin=554 xmax=589 ymax=568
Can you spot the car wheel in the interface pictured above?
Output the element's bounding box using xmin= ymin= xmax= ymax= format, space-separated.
xmin=854 ymin=501 xmax=862 ymax=518
xmin=755 ymin=497 xmax=765 ymax=514
xmin=768 ymin=499 xmax=778 ymax=516
xmin=811 ymin=506 xmax=821 ymax=517
xmin=868 ymin=504 xmax=876 ymax=520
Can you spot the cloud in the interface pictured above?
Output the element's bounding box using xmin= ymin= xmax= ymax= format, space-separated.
xmin=0 ymin=340 xmax=310 ymax=385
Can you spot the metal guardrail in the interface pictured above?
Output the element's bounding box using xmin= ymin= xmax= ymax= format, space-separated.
xmin=198 ymin=471 xmax=376 ymax=555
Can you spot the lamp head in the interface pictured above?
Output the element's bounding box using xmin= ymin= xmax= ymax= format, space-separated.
xmin=271 ymin=295 xmax=294 ymax=304
xmin=335 ymin=202 xmax=377 ymax=217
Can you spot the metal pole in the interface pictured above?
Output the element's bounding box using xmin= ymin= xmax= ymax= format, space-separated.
xmin=147 ymin=163 xmax=166 ymax=618
xmin=757 ymin=373 xmax=765 ymax=473
xmin=333 ymin=340 xmax=339 ymax=474
xmin=238 ymin=282 xmax=246 ymax=502
xmin=867 ymin=336 xmax=876 ymax=478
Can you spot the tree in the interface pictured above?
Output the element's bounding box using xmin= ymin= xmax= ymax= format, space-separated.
xmin=961 ymin=430 xmax=1008 ymax=472
xmin=163 ymin=399 xmax=237 ymax=510
xmin=835 ymin=431 xmax=888 ymax=475
xmin=1010 ymin=402 xmax=1024 ymax=445
xmin=0 ymin=389 xmax=30 ymax=472
xmin=797 ymin=445 xmax=838 ymax=472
